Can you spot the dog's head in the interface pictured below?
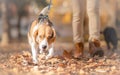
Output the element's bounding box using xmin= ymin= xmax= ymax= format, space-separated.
xmin=35 ymin=17 xmax=56 ymax=53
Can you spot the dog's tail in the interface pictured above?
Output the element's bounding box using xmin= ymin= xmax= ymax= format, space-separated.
xmin=40 ymin=0 xmax=52 ymax=15
xmin=40 ymin=5 xmax=51 ymax=15
xmin=38 ymin=5 xmax=52 ymax=24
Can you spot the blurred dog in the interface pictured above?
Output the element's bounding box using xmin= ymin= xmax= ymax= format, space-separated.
xmin=102 ymin=27 xmax=118 ymax=51
xmin=28 ymin=6 xmax=56 ymax=64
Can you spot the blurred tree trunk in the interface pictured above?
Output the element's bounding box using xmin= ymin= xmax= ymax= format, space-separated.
xmin=17 ymin=15 xmax=21 ymax=39
xmin=1 ymin=1 xmax=10 ymax=45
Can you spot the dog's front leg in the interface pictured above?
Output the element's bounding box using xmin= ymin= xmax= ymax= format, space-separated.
xmin=31 ymin=43 xmax=38 ymax=64
xmin=40 ymin=49 xmax=44 ymax=54
xmin=46 ymin=44 xmax=54 ymax=59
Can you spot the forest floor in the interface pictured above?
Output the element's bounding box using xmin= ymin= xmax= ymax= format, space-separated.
xmin=0 ymin=41 xmax=120 ymax=75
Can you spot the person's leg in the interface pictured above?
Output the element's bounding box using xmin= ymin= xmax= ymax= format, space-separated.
xmin=87 ymin=0 xmax=104 ymax=57
xmin=72 ymin=0 xmax=86 ymax=58
xmin=87 ymin=0 xmax=100 ymax=41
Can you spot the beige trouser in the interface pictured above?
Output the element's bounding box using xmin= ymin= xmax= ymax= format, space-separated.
xmin=72 ymin=0 xmax=100 ymax=43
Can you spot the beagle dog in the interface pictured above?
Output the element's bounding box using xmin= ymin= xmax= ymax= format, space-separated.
xmin=28 ymin=6 xmax=56 ymax=64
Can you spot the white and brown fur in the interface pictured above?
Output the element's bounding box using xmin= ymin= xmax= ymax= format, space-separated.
xmin=28 ymin=6 xmax=57 ymax=64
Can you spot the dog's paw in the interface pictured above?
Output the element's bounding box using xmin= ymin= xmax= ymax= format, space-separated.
xmin=33 ymin=59 xmax=38 ymax=65
xmin=40 ymin=50 xmax=44 ymax=54
xmin=46 ymin=55 xmax=52 ymax=60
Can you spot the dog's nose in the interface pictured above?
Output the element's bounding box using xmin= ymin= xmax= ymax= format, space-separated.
xmin=42 ymin=45 xmax=47 ymax=49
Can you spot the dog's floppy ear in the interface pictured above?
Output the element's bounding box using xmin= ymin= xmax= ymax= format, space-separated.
xmin=34 ymin=30 xmax=39 ymax=44
xmin=36 ymin=34 xmax=39 ymax=44
xmin=52 ymin=28 xmax=56 ymax=38
xmin=49 ymin=27 xmax=56 ymax=42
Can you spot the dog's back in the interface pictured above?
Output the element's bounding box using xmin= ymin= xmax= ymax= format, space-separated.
xmin=103 ymin=27 xmax=118 ymax=51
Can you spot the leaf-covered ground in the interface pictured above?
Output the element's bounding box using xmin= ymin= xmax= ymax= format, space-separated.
xmin=0 ymin=42 xmax=120 ymax=75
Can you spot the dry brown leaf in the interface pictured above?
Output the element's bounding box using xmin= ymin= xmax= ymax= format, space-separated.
xmin=79 ymin=69 xmax=85 ymax=75
xmin=57 ymin=67 xmax=64 ymax=72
